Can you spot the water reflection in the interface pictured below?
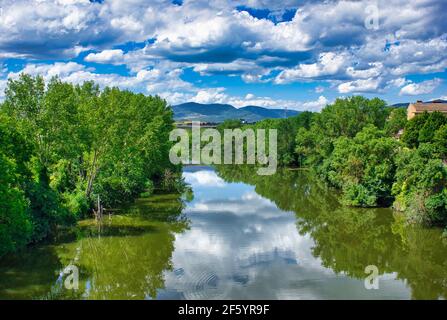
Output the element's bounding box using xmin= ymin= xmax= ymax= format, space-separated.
xmin=215 ymin=165 xmax=447 ymax=299
xmin=0 ymin=193 xmax=189 ymax=300
xmin=159 ymin=166 xmax=412 ymax=299
xmin=1 ymin=166 xmax=447 ymax=299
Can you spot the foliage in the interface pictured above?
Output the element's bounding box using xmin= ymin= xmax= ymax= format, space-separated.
xmin=0 ymin=74 xmax=177 ymax=256
xmin=392 ymin=144 xmax=447 ymax=225
xmin=295 ymin=96 xmax=389 ymax=168
xmin=0 ymin=152 xmax=32 ymax=257
xmin=321 ymin=125 xmax=400 ymax=207
xmin=216 ymin=119 xmax=243 ymax=130
xmin=385 ymin=107 xmax=407 ymax=136
xmin=292 ymin=97 xmax=447 ymax=225
xmin=401 ymin=111 xmax=447 ymax=148
xmin=434 ymin=124 xmax=447 ymax=158
xmin=227 ymin=111 xmax=316 ymax=167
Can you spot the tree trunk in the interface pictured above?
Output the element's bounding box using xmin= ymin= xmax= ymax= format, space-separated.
xmin=85 ymin=150 xmax=98 ymax=197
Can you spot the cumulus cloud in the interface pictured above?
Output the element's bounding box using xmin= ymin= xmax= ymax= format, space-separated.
xmin=338 ymin=78 xmax=383 ymax=94
xmin=275 ymin=52 xmax=349 ymax=83
xmin=1 ymin=0 xmax=447 ymax=106
xmin=1 ymin=1 xmax=443 ymax=75
xmin=183 ymin=171 xmax=226 ymax=188
xmin=5 ymin=61 xmax=193 ymax=98
xmin=301 ymin=96 xmax=329 ymax=112
xmin=387 ymin=77 xmax=409 ymax=88
xmin=399 ymin=78 xmax=442 ymax=96
xmin=0 ymin=79 xmax=7 ymax=99
xmin=84 ymin=49 xmax=124 ymax=64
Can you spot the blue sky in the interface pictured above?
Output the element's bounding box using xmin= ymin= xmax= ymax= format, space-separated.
xmin=0 ymin=0 xmax=446 ymax=111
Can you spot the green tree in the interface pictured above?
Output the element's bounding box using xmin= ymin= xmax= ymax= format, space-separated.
xmin=400 ymin=112 xmax=447 ymax=148
xmin=0 ymin=152 xmax=32 ymax=257
xmin=393 ymin=144 xmax=447 ymax=225
xmin=322 ymin=125 xmax=400 ymax=207
xmin=0 ymin=113 xmax=33 ymax=256
xmin=295 ymin=96 xmax=389 ymax=169
xmin=0 ymin=74 xmax=179 ymax=255
xmin=418 ymin=112 xmax=447 ymax=144
xmin=433 ymin=124 xmax=447 ymax=159
xmin=385 ymin=107 xmax=407 ymax=136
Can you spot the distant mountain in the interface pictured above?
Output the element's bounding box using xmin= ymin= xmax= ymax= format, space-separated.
xmin=239 ymin=105 xmax=299 ymax=119
xmin=390 ymin=102 xmax=410 ymax=108
xmin=171 ymin=102 xmax=300 ymax=122
xmin=389 ymin=100 xmax=447 ymax=109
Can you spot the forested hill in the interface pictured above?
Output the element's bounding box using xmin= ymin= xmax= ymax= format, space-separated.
xmin=172 ymin=102 xmax=300 ymax=122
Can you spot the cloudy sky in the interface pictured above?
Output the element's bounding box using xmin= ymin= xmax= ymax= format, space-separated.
xmin=0 ymin=0 xmax=446 ymax=111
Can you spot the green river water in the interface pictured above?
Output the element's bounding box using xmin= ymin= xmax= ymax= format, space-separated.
xmin=1 ymin=166 xmax=447 ymax=299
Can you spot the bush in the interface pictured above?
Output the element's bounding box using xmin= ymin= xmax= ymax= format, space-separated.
xmin=322 ymin=125 xmax=400 ymax=207
xmin=0 ymin=153 xmax=33 ymax=257
xmin=392 ymin=144 xmax=447 ymax=225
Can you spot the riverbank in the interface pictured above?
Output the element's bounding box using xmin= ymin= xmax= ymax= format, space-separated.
xmin=2 ymin=166 xmax=446 ymax=299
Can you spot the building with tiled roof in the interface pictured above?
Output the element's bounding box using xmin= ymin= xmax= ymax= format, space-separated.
xmin=407 ymin=100 xmax=447 ymax=120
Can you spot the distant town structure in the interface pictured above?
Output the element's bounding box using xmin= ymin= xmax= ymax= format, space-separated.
xmin=175 ymin=121 xmax=218 ymax=128
xmin=407 ymin=100 xmax=447 ymax=120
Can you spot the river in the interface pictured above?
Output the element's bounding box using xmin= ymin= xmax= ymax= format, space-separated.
xmin=1 ymin=166 xmax=447 ymax=299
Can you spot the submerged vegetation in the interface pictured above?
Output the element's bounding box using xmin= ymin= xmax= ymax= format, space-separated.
xmin=0 ymin=74 xmax=181 ymax=257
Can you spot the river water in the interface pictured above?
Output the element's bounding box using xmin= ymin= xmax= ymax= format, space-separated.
xmin=1 ymin=166 xmax=447 ymax=299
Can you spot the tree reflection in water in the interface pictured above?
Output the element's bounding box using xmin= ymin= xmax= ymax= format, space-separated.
xmin=0 ymin=192 xmax=190 ymax=300
xmin=216 ymin=165 xmax=447 ymax=300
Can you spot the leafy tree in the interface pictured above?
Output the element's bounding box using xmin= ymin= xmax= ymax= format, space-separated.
xmin=418 ymin=112 xmax=447 ymax=144
xmin=401 ymin=112 xmax=447 ymax=148
xmin=217 ymin=119 xmax=242 ymax=130
xmin=393 ymin=144 xmax=447 ymax=225
xmin=385 ymin=107 xmax=407 ymax=136
xmin=313 ymin=96 xmax=388 ymax=138
xmin=295 ymin=96 xmax=389 ymax=169
xmin=433 ymin=124 xmax=447 ymax=159
xmin=0 ymin=75 xmax=178 ymax=256
xmin=321 ymin=125 xmax=400 ymax=207
xmin=0 ymin=114 xmax=33 ymax=256
xmin=0 ymin=152 xmax=32 ymax=257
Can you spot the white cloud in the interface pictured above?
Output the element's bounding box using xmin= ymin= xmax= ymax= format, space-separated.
xmin=387 ymin=77 xmax=409 ymax=88
xmin=301 ymin=95 xmax=329 ymax=112
xmin=399 ymin=78 xmax=442 ymax=96
xmin=183 ymin=171 xmax=226 ymax=188
xmin=346 ymin=63 xmax=383 ymax=79
xmin=338 ymin=77 xmax=383 ymax=94
xmin=5 ymin=61 xmax=193 ymax=99
xmin=0 ymin=0 xmax=446 ymax=103
xmin=84 ymin=49 xmax=124 ymax=64
xmin=192 ymin=88 xmax=228 ymax=104
xmin=275 ymin=52 xmax=349 ymax=83
xmin=0 ymin=79 xmax=7 ymax=100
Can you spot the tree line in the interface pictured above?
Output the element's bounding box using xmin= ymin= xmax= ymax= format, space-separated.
xmin=216 ymin=166 xmax=447 ymax=299
xmin=0 ymin=74 xmax=180 ymax=257
xmin=219 ymin=96 xmax=447 ymax=227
